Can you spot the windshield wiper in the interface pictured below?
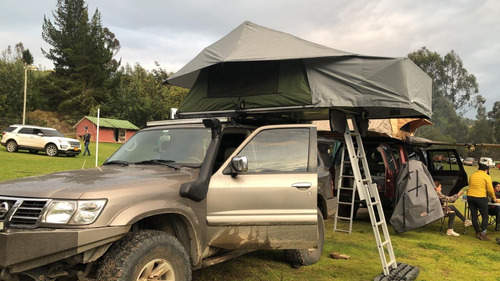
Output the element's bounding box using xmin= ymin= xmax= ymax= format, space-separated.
xmin=103 ymin=160 xmax=129 ymax=166
xmin=135 ymin=159 xmax=180 ymax=170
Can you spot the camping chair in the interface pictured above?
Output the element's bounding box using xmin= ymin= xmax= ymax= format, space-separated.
xmin=432 ymin=203 xmax=451 ymax=235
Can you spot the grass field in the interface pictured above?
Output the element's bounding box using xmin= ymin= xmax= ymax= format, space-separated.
xmin=1 ymin=146 xmax=500 ymax=280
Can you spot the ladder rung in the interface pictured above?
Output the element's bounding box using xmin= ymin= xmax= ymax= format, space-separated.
xmin=375 ymin=221 xmax=385 ymax=227
xmin=385 ymin=260 xmax=397 ymax=268
xmin=338 ymin=202 xmax=353 ymax=205
xmin=335 ymin=229 xmax=351 ymax=233
xmin=337 ymin=216 xmax=352 ymax=220
xmin=380 ymin=240 xmax=390 ymax=247
xmin=341 ymin=175 xmax=354 ymax=178
xmin=339 ymin=187 xmax=354 ymax=191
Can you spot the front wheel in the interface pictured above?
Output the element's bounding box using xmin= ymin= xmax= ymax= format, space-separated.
xmin=97 ymin=230 xmax=191 ymax=281
xmin=284 ymin=209 xmax=325 ymax=267
xmin=45 ymin=144 xmax=58 ymax=157
xmin=6 ymin=140 xmax=18 ymax=152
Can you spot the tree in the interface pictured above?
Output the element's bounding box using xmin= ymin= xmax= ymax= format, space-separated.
xmin=487 ymin=101 xmax=500 ymax=143
xmin=408 ymin=47 xmax=480 ymax=115
xmin=41 ymin=0 xmax=120 ymax=118
xmin=22 ymin=49 xmax=34 ymax=65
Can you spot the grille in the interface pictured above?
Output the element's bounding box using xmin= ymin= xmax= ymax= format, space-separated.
xmin=10 ymin=200 xmax=48 ymax=227
xmin=69 ymin=141 xmax=81 ymax=147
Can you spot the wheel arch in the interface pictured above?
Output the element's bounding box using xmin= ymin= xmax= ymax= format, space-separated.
xmin=109 ymin=204 xmax=203 ymax=267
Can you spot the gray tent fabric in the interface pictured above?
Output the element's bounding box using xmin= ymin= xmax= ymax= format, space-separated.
xmin=389 ymin=160 xmax=444 ymax=234
xmin=167 ymin=21 xmax=433 ymax=119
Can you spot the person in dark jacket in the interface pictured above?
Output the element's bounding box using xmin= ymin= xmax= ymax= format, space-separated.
xmin=82 ymin=129 xmax=91 ymax=156
xmin=488 ymin=181 xmax=500 ymax=231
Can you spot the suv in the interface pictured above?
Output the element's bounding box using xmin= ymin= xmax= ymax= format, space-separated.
xmin=0 ymin=118 xmax=336 ymax=281
xmin=1 ymin=125 xmax=81 ymax=156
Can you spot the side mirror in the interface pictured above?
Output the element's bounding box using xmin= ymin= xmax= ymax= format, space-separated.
xmin=231 ymin=156 xmax=248 ymax=174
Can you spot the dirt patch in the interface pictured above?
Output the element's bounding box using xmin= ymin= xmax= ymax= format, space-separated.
xmin=27 ymin=110 xmax=76 ymax=135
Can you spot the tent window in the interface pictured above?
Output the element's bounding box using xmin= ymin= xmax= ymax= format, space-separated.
xmin=207 ymin=61 xmax=279 ymax=98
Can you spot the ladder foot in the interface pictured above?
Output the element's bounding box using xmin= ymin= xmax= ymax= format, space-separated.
xmin=373 ymin=263 xmax=419 ymax=281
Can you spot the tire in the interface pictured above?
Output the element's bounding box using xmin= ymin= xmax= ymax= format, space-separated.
xmin=97 ymin=230 xmax=191 ymax=281
xmin=6 ymin=140 xmax=18 ymax=153
xmin=284 ymin=209 xmax=325 ymax=267
xmin=45 ymin=144 xmax=58 ymax=157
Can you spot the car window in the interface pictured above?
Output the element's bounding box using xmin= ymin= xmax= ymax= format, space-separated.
xmin=40 ymin=129 xmax=65 ymax=137
xmin=18 ymin=127 xmax=33 ymax=134
xmin=5 ymin=126 xmax=17 ymax=132
xmin=237 ymin=128 xmax=310 ymax=173
xmin=428 ymin=150 xmax=459 ymax=171
xmin=318 ymin=142 xmax=334 ymax=169
xmin=108 ymin=128 xmax=212 ymax=164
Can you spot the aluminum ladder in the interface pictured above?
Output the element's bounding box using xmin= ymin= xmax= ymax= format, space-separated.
xmin=333 ymin=136 xmax=357 ymax=234
xmin=335 ymin=115 xmax=398 ymax=276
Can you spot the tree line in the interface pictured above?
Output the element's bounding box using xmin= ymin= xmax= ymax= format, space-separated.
xmin=0 ymin=0 xmax=499 ymax=159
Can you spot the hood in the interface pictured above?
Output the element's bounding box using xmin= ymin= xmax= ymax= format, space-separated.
xmin=0 ymin=166 xmax=198 ymax=199
xmin=47 ymin=136 xmax=80 ymax=143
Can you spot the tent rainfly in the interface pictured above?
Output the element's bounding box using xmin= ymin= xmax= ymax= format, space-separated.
xmin=167 ymin=21 xmax=432 ymax=121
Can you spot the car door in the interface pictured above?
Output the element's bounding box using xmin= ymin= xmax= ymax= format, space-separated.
xmin=206 ymin=124 xmax=318 ymax=250
xmin=16 ymin=127 xmax=34 ymax=148
xmin=426 ymin=149 xmax=468 ymax=196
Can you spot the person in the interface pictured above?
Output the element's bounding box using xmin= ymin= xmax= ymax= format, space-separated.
xmin=488 ymin=181 xmax=500 ymax=231
xmin=82 ymin=129 xmax=91 ymax=156
xmin=467 ymin=163 xmax=500 ymax=241
xmin=434 ymin=181 xmax=472 ymax=236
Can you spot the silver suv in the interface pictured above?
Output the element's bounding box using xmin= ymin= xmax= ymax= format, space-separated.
xmin=1 ymin=125 xmax=81 ymax=156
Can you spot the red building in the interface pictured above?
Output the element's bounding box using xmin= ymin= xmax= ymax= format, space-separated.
xmin=75 ymin=116 xmax=139 ymax=143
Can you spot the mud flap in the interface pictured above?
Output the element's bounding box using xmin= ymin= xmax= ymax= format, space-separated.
xmin=373 ymin=263 xmax=419 ymax=281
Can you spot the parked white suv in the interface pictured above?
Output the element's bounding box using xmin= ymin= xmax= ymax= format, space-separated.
xmin=1 ymin=125 xmax=81 ymax=156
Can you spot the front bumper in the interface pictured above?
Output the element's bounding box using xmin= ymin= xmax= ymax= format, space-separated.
xmin=59 ymin=148 xmax=81 ymax=156
xmin=0 ymin=226 xmax=129 ymax=273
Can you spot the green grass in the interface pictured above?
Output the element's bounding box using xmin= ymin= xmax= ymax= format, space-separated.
xmin=1 ymin=148 xmax=500 ymax=280
xmin=0 ymin=142 xmax=121 ymax=181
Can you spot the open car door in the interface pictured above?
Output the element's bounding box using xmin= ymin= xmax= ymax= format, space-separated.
xmin=426 ymin=149 xmax=468 ymax=196
xmin=206 ymin=124 xmax=318 ymax=250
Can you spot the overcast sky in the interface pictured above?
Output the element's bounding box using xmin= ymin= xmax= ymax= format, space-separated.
xmin=1 ymin=0 xmax=498 ymax=119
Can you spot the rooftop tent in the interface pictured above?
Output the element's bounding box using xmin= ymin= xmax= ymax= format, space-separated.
xmin=167 ymin=21 xmax=432 ymax=120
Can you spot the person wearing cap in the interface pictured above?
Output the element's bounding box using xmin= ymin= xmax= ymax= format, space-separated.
xmin=467 ymin=163 xmax=499 ymax=241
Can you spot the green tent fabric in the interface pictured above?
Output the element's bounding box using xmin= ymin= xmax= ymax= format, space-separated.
xmin=168 ymin=21 xmax=432 ymax=120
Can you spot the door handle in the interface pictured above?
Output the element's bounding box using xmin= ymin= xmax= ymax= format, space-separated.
xmin=292 ymin=182 xmax=312 ymax=190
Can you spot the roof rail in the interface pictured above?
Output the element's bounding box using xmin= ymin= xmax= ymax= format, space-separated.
xmin=146 ymin=117 xmax=230 ymax=127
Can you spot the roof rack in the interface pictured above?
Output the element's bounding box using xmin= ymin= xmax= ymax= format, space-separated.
xmin=146 ymin=117 xmax=231 ymax=127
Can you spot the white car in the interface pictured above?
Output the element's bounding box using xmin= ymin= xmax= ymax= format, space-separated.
xmin=1 ymin=125 xmax=81 ymax=156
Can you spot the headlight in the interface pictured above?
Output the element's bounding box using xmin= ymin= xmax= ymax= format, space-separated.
xmin=43 ymin=200 xmax=106 ymax=224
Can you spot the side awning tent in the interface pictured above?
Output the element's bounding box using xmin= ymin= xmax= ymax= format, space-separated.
xmin=167 ymin=21 xmax=432 ymax=120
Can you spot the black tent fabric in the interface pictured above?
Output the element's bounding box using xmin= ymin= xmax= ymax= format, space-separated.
xmin=390 ymin=160 xmax=444 ymax=234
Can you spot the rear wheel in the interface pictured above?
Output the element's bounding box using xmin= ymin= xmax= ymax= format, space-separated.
xmin=284 ymin=209 xmax=325 ymax=267
xmin=97 ymin=230 xmax=191 ymax=281
xmin=45 ymin=144 xmax=58 ymax=157
xmin=6 ymin=140 xmax=18 ymax=152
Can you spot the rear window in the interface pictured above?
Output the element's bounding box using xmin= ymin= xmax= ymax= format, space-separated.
xmin=4 ymin=126 xmax=17 ymax=132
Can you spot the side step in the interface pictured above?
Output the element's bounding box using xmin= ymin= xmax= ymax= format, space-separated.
xmin=373 ymin=263 xmax=420 ymax=281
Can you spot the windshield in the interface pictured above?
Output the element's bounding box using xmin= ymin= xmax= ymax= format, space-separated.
xmin=107 ymin=128 xmax=212 ymax=165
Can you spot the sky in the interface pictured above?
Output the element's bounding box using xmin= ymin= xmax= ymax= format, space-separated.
xmin=1 ymin=0 xmax=498 ymax=119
